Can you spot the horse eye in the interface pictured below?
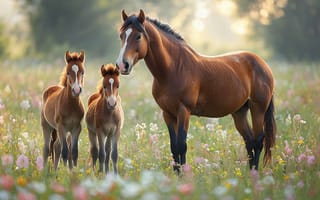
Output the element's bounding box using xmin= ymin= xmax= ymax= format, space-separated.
xmin=136 ymin=34 xmax=141 ymax=41
xmin=67 ymin=72 xmax=70 ymax=75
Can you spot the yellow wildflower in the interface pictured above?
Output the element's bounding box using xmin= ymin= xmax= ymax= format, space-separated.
xmin=234 ymin=168 xmax=243 ymax=177
xmin=298 ymin=139 xmax=304 ymax=145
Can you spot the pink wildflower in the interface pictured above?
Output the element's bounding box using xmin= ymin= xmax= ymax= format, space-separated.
xmin=1 ymin=154 xmax=14 ymax=167
xmin=72 ymin=185 xmax=88 ymax=200
xmin=0 ymin=103 xmax=5 ymax=110
xmin=51 ymin=182 xmax=66 ymax=193
xmin=36 ymin=156 xmax=44 ymax=171
xmin=177 ymin=183 xmax=194 ymax=195
xmin=0 ymin=175 xmax=15 ymax=190
xmin=17 ymin=192 xmax=36 ymax=200
xmin=307 ymin=155 xmax=315 ymax=166
xmin=149 ymin=134 xmax=158 ymax=144
xmin=195 ymin=157 xmax=206 ymax=164
xmin=297 ymin=181 xmax=304 ymax=188
xmin=16 ymin=154 xmax=29 ymax=169
xmin=0 ymin=115 xmax=4 ymax=124
xmin=297 ymin=153 xmax=307 ymax=163
xmin=284 ymin=140 xmax=292 ymax=155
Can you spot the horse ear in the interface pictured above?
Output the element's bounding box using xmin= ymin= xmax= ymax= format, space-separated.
xmin=101 ymin=65 xmax=107 ymax=76
xmin=122 ymin=9 xmax=128 ymax=21
xmin=138 ymin=9 xmax=145 ymax=24
xmin=115 ymin=66 xmax=120 ymax=76
xmin=79 ymin=50 xmax=85 ymax=63
xmin=65 ymin=50 xmax=72 ymax=63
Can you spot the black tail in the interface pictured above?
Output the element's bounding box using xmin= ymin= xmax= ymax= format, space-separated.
xmin=263 ymin=96 xmax=276 ymax=165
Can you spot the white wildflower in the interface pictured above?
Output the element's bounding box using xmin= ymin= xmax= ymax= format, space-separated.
xmin=20 ymin=100 xmax=31 ymax=110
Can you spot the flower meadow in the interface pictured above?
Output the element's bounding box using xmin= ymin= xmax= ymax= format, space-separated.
xmin=0 ymin=60 xmax=319 ymax=200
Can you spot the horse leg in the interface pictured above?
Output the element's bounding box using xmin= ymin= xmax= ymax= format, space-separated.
xmin=249 ymin=101 xmax=267 ymax=170
xmin=176 ymin=105 xmax=190 ymax=167
xmin=232 ymin=101 xmax=254 ymax=169
xmin=50 ymin=129 xmax=57 ymax=165
xmin=111 ymin=128 xmax=120 ymax=174
xmin=41 ymin=114 xmax=53 ymax=167
xmin=163 ymin=111 xmax=180 ymax=173
xmin=97 ymin=129 xmax=105 ymax=173
xmin=70 ymin=125 xmax=81 ymax=168
xmin=55 ymin=125 xmax=68 ymax=169
xmin=104 ymin=135 xmax=112 ymax=174
xmin=88 ymin=129 xmax=98 ymax=170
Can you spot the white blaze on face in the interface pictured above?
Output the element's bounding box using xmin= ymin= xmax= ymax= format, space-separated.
xmin=107 ymin=78 xmax=117 ymax=107
xmin=116 ymin=28 xmax=132 ymax=71
xmin=71 ymin=64 xmax=81 ymax=94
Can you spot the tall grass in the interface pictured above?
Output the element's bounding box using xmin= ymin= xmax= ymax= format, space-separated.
xmin=0 ymin=60 xmax=319 ymax=199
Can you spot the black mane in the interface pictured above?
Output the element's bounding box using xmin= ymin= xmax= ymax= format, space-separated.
xmin=120 ymin=14 xmax=184 ymax=41
xmin=146 ymin=17 xmax=184 ymax=41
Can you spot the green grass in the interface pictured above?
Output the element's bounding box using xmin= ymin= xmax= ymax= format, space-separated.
xmin=0 ymin=60 xmax=319 ymax=199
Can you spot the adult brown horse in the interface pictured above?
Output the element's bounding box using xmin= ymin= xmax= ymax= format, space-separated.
xmin=41 ymin=51 xmax=85 ymax=170
xmin=86 ymin=64 xmax=124 ymax=174
xmin=116 ymin=10 xmax=276 ymax=173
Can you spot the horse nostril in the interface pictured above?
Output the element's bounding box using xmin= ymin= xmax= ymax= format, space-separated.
xmin=124 ymin=62 xmax=129 ymax=70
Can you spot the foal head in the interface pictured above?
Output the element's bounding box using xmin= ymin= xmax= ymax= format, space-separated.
xmin=100 ymin=64 xmax=120 ymax=109
xmin=61 ymin=51 xmax=85 ymax=97
xmin=116 ymin=9 xmax=148 ymax=75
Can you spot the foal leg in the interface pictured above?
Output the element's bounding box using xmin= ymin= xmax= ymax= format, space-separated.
xmin=55 ymin=125 xmax=68 ymax=170
xmin=250 ymin=101 xmax=267 ymax=170
xmin=70 ymin=125 xmax=81 ymax=168
xmin=104 ymin=135 xmax=112 ymax=174
xmin=41 ymin=115 xmax=54 ymax=167
xmin=97 ymin=129 xmax=106 ymax=173
xmin=111 ymin=128 xmax=120 ymax=174
xmin=88 ymin=129 xmax=98 ymax=170
xmin=232 ymin=102 xmax=254 ymax=169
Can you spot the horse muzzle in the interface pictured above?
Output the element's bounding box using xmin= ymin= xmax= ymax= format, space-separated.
xmin=72 ymin=86 xmax=82 ymax=97
xmin=106 ymin=96 xmax=117 ymax=110
xmin=116 ymin=60 xmax=131 ymax=75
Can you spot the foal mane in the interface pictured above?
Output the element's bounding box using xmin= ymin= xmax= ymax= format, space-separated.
xmin=120 ymin=14 xmax=184 ymax=41
xmin=97 ymin=64 xmax=119 ymax=94
xmin=59 ymin=52 xmax=82 ymax=86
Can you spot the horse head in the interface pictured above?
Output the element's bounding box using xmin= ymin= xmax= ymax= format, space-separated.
xmin=116 ymin=9 xmax=148 ymax=75
xmin=100 ymin=64 xmax=120 ymax=109
xmin=65 ymin=50 xmax=85 ymax=97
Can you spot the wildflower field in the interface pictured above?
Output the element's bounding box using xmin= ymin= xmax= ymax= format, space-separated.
xmin=0 ymin=59 xmax=319 ymax=200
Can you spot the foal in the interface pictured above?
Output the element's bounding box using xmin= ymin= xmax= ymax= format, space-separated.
xmin=86 ymin=64 xmax=124 ymax=174
xmin=41 ymin=51 xmax=85 ymax=170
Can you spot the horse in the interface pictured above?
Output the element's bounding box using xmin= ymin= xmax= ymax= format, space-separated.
xmin=41 ymin=50 xmax=85 ymax=170
xmin=116 ymin=10 xmax=276 ymax=173
xmin=85 ymin=64 xmax=124 ymax=174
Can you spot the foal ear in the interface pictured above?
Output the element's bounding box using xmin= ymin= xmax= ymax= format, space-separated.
xmin=100 ymin=65 xmax=107 ymax=77
xmin=138 ymin=9 xmax=145 ymax=24
xmin=65 ymin=50 xmax=72 ymax=63
xmin=122 ymin=9 xmax=128 ymax=21
xmin=78 ymin=50 xmax=85 ymax=63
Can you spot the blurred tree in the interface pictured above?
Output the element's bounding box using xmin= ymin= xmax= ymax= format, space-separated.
xmin=232 ymin=0 xmax=320 ymax=61
xmin=20 ymin=0 xmax=123 ymax=59
xmin=18 ymin=0 xmax=194 ymax=59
